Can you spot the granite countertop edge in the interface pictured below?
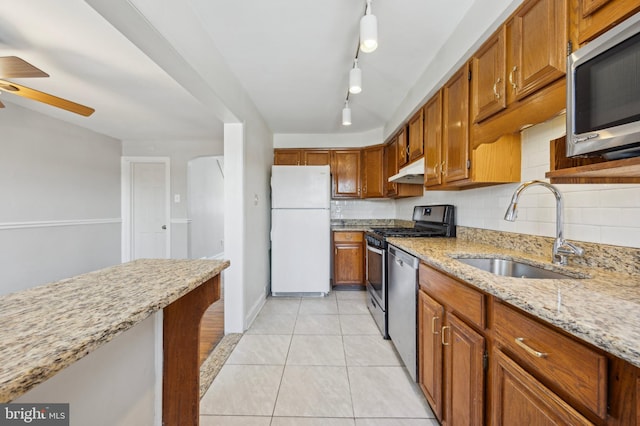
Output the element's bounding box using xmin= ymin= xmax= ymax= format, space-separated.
xmin=0 ymin=258 xmax=230 ymax=403
xmin=386 ymin=237 xmax=640 ymax=369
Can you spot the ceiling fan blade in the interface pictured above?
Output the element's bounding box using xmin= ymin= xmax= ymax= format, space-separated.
xmin=0 ymin=56 xmax=49 ymax=78
xmin=0 ymin=79 xmax=94 ymax=117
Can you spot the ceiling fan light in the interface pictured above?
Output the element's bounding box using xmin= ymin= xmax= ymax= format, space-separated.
xmin=342 ymin=101 xmax=352 ymax=126
xmin=349 ymin=61 xmax=362 ymax=94
xmin=359 ymin=1 xmax=378 ymax=53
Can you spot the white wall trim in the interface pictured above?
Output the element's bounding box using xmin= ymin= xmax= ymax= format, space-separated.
xmin=0 ymin=218 xmax=121 ymax=230
xmin=121 ymin=157 xmax=171 ymax=263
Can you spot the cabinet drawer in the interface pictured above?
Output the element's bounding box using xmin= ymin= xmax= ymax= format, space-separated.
xmin=333 ymin=231 xmax=363 ymax=243
xmin=419 ymin=263 xmax=485 ymax=329
xmin=493 ymin=301 xmax=607 ymax=419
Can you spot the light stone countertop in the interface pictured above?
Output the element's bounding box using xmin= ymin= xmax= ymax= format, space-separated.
xmin=387 ymin=236 xmax=640 ymax=369
xmin=0 ymin=258 xmax=230 ymax=403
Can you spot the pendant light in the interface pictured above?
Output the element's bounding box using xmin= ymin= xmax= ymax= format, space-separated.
xmin=349 ymin=58 xmax=362 ymax=94
xmin=360 ymin=0 xmax=378 ymax=53
xmin=342 ymin=100 xmax=352 ymax=126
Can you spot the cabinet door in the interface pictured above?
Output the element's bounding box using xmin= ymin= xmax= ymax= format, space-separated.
xmin=408 ymin=108 xmax=425 ymax=162
xmin=362 ymin=146 xmax=384 ymax=198
xmin=331 ymin=150 xmax=361 ymax=199
xmin=511 ymin=0 xmax=566 ymax=101
xmin=443 ymin=313 xmax=484 ymax=426
xmin=424 ymin=91 xmax=442 ymax=188
xmin=418 ymin=290 xmax=444 ymax=421
xmin=274 ymin=149 xmax=301 ymax=165
xmin=471 ymin=26 xmax=507 ymax=123
xmin=304 ymin=150 xmax=330 ymax=165
xmin=384 ymin=138 xmax=398 ymax=197
xmin=333 ymin=242 xmax=364 ymax=285
xmin=492 ymin=350 xmax=593 ymax=425
xmin=397 ymin=127 xmax=409 ymax=167
xmin=575 ymin=0 xmax=640 ymax=44
xmin=442 ymin=65 xmax=470 ymax=184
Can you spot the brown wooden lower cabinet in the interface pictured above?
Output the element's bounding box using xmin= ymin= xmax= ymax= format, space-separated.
xmin=418 ymin=290 xmax=444 ymax=419
xmin=418 ymin=261 xmax=640 ymax=425
xmin=444 ymin=313 xmax=485 ymax=426
xmin=492 ymin=349 xmax=593 ymax=425
xmin=418 ymin=263 xmax=485 ymax=425
xmin=332 ymin=231 xmax=364 ymax=286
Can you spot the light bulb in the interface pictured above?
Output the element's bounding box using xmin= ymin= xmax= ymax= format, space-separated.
xmin=342 ymin=102 xmax=352 ymax=126
xmin=360 ymin=1 xmax=378 ymax=53
xmin=349 ymin=60 xmax=362 ymax=94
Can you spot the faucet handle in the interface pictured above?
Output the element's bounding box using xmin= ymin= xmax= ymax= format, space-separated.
xmin=557 ymin=240 xmax=584 ymax=257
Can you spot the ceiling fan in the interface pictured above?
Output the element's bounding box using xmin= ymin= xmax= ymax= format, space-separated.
xmin=0 ymin=56 xmax=94 ymax=116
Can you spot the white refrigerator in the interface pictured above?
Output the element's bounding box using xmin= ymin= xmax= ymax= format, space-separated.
xmin=271 ymin=165 xmax=331 ymax=296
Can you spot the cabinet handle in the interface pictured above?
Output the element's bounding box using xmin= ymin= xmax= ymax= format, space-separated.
xmin=441 ymin=326 xmax=450 ymax=346
xmin=434 ymin=162 xmax=440 ymax=176
xmin=432 ymin=316 xmax=440 ymax=334
xmin=441 ymin=161 xmax=447 ymax=177
xmin=509 ymin=66 xmax=518 ymax=90
xmin=493 ymin=77 xmax=502 ymax=99
xmin=515 ymin=337 xmax=548 ymax=358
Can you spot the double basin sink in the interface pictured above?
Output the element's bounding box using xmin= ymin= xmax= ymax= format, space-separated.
xmin=454 ymin=257 xmax=587 ymax=280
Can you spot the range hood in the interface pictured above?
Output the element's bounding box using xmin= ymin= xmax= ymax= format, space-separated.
xmin=388 ymin=158 xmax=424 ymax=184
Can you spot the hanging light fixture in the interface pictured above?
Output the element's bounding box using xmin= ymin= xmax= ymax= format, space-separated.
xmin=342 ymin=100 xmax=352 ymax=126
xmin=360 ymin=0 xmax=378 ymax=53
xmin=349 ymin=58 xmax=362 ymax=94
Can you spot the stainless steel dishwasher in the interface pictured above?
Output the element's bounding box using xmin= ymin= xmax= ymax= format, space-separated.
xmin=387 ymin=244 xmax=419 ymax=381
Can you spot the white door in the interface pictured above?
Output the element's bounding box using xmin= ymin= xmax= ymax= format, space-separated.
xmin=122 ymin=158 xmax=170 ymax=261
xmin=132 ymin=162 xmax=168 ymax=259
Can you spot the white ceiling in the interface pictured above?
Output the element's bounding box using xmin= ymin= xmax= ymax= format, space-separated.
xmin=0 ymin=0 xmax=478 ymax=141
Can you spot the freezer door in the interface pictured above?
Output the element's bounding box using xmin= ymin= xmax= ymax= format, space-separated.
xmin=271 ymin=208 xmax=330 ymax=294
xmin=271 ymin=165 xmax=330 ymax=209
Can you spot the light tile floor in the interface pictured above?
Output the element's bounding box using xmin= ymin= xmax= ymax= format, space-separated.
xmin=200 ymin=291 xmax=438 ymax=425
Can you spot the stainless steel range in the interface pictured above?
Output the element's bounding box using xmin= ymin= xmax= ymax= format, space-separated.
xmin=365 ymin=205 xmax=455 ymax=339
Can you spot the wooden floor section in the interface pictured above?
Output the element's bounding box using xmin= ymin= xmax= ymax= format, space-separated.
xmin=199 ymin=294 xmax=224 ymax=365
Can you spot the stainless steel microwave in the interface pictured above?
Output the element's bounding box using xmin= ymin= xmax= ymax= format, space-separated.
xmin=567 ymin=11 xmax=640 ymax=159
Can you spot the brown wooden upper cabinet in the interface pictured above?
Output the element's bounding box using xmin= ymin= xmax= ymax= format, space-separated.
xmin=274 ymin=149 xmax=302 ymax=165
xmin=362 ymin=145 xmax=385 ymax=198
xmin=471 ymin=0 xmax=566 ymax=125
xmin=304 ymin=150 xmax=330 ymax=165
xmin=471 ymin=26 xmax=507 ymax=124
xmin=408 ymin=108 xmax=425 ymax=162
xmin=331 ymin=149 xmax=361 ymax=199
xmin=509 ymin=0 xmax=567 ymax=101
xmin=397 ymin=126 xmax=410 ymax=167
xmin=274 ymin=149 xmax=330 ymax=166
xmin=572 ymin=0 xmax=640 ymax=45
xmin=442 ymin=64 xmax=471 ymax=184
xmin=384 ymin=136 xmax=399 ymax=197
xmin=424 ymin=91 xmax=443 ymax=188
xmin=426 ymin=64 xmax=521 ymax=190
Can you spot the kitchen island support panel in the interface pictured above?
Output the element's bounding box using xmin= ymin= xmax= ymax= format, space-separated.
xmin=163 ymin=274 xmax=220 ymax=425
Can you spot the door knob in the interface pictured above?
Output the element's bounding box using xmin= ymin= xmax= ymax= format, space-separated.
xmin=161 ymin=225 xmax=167 ymax=230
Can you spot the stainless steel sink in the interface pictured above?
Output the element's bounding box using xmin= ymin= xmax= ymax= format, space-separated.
xmin=455 ymin=257 xmax=583 ymax=279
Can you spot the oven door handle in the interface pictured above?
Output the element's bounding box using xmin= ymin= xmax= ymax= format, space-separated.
xmin=367 ymin=245 xmax=384 ymax=255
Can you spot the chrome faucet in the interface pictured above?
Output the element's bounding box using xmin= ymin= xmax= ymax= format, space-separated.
xmin=504 ymin=180 xmax=584 ymax=266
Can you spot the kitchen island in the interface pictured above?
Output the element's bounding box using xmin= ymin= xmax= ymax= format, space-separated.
xmin=0 ymin=258 xmax=229 ymax=425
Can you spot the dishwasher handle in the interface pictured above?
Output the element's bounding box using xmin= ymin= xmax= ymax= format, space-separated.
xmin=388 ymin=245 xmax=419 ymax=269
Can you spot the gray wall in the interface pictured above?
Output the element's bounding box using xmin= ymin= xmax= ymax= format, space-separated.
xmin=122 ymin=139 xmax=223 ymax=258
xmin=0 ymin=104 xmax=122 ymax=295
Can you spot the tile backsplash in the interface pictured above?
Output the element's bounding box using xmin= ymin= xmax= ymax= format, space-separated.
xmin=344 ymin=114 xmax=640 ymax=249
